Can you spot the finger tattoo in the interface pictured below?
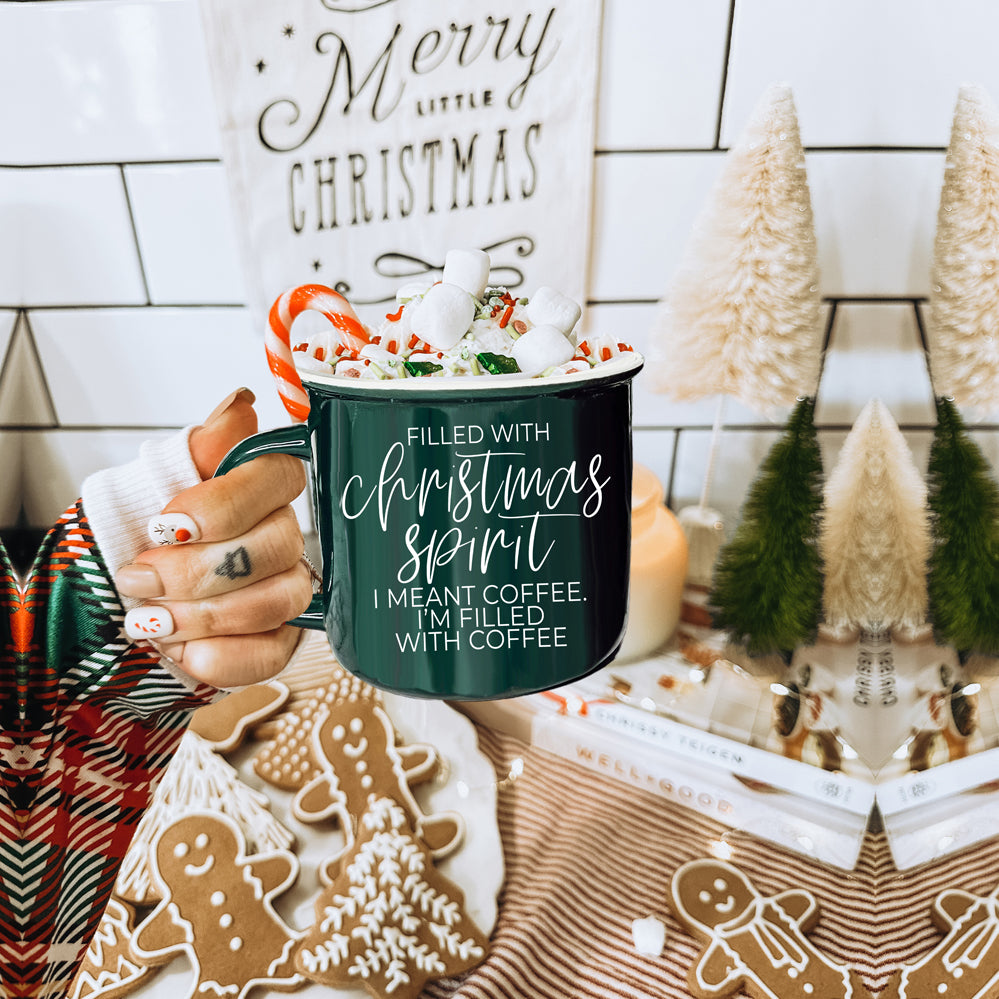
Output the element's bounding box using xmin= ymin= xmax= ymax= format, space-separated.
xmin=215 ymin=546 xmax=253 ymax=579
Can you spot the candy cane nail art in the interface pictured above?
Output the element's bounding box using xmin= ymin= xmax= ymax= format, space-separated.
xmin=125 ymin=607 xmax=175 ymax=641
xmin=148 ymin=513 xmax=201 ymax=546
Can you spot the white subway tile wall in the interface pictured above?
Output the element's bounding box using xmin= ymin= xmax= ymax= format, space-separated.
xmin=124 ymin=163 xmax=247 ymax=304
xmin=3 ymin=0 xmax=989 ymax=532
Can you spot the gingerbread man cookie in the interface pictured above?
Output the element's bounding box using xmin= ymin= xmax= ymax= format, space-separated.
xmin=670 ymin=859 xmax=874 ymax=999
xmin=881 ymin=884 xmax=999 ymax=998
xmin=116 ymin=731 xmax=294 ymax=904
xmin=295 ymin=796 xmax=489 ymax=999
xmin=131 ymin=812 xmax=303 ymax=998
xmin=69 ymin=898 xmax=157 ymax=998
xmin=252 ymin=665 xmax=383 ymax=791
xmin=254 ymin=674 xmax=463 ymax=866
xmin=188 ymin=680 xmax=289 ymax=752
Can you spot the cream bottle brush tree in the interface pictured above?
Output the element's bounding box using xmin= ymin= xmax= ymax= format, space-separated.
xmin=820 ymin=398 xmax=930 ymax=641
xmin=647 ymin=83 xmax=823 ymax=584
xmin=928 ymin=84 xmax=999 ymax=416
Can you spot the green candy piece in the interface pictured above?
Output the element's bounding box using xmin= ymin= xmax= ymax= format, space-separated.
xmin=476 ymin=352 xmax=521 ymax=375
xmin=404 ymin=360 xmax=444 ymax=377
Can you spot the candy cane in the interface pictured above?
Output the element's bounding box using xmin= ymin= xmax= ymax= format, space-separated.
xmin=266 ymin=284 xmax=371 ymax=421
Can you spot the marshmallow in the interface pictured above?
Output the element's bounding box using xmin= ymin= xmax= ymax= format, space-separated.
xmin=396 ymin=281 xmax=432 ymax=303
xmin=631 ymin=916 xmax=667 ymax=957
xmin=410 ymin=283 xmax=475 ymax=351
xmin=524 ymin=286 xmax=581 ymax=335
xmin=442 ymin=248 xmax=491 ymax=299
xmin=511 ymin=323 xmax=574 ymax=375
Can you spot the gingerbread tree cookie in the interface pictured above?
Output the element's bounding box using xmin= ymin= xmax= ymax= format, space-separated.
xmin=295 ymin=796 xmax=489 ymax=999
xmin=131 ymin=812 xmax=303 ymax=998
xmin=69 ymin=898 xmax=157 ymax=999
xmin=881 ymin=884 xmax=999 ymax=999
xmin=670 ymin=859 xmax=874 ymax=999
xmin=115 ymin=730 xmax=294 ymax=904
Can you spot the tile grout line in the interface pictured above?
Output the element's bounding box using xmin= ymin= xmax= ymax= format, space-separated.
xmin=9 ymin=303 xmax=248 ymax=312
xmin=119 ymin=164 xmax=152 ymax=306
xmin=2 ymin=158 xmax=222 ymax=170
xmin=812 ymin=299 xmax=839 ymax=406
xmin=0 ymin=309 xmax=20 ymax=396
xmin=665 ymin=427 xmax=682 ymax=509
xmin=18 ymin=311 xmax=61 ymax=429
xmin=712 ymin=0 xmax=738 ymax=150
xmin=593 ymin=145 xmax=947 ymax=157
xmin=911 ymin=299 xmax=938 ymax=404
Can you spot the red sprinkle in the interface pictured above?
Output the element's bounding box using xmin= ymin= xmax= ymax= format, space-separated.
xmin=408 ymin=333 xmax=421 ymax=350
xmin=579 ymin=340 xmax=592 ymax=357
xmin=600 ymin=346 xmax=612 ymax=361
xmin=617 ymin=342 xmax=633 ymax=352
xmin=314 ymin=347 xmax=326 ymax=362
xmin=385 ymin=306 xmax=404 ymax=322
xmin=499 ymin=305 xmax=514 ymax=329
xmin=293 ymin=343 xmax=307 ymax=352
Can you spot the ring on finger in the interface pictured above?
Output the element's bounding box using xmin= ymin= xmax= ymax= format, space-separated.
xmin=301 ymin=553 xmax=322 ymax=591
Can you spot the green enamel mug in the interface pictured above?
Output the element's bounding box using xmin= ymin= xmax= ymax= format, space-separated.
xmin=216 ymin=302 xmax=643 ymax=700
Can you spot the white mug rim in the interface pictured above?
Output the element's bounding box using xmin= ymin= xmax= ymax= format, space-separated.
xmin=297 ymin=349 xmax=644 ymax=393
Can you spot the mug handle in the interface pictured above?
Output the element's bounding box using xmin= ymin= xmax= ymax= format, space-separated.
xmin=213 ymin=423 xmax=325 ymax=631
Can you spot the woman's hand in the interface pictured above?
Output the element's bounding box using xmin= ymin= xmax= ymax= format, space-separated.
xmin=114 ymin=388 xmax=313 ymax=688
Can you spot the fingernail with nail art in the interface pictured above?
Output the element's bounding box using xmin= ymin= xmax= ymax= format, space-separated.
xmin=124 ymin=606 xmax=175 ymax=641
xmin=148 ymin=513 xmax=200 ymax=546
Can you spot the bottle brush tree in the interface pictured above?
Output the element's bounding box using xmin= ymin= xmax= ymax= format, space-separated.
xmin=928 ymin=84 xmax=999 ymax=414
xmin=820 ymin=398 xmax=930 ymax=637
xmin=646 ymin=84 xmax=824 ymax=586
xmin=709 ymin=396 xmax=823 ymax=659
xmin=927 ymin=396 xmax=999 ymax=655
xmin=647 ymin=83 xmax=823 ymax=412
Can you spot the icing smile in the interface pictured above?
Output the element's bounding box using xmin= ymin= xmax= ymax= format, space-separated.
xmin=715 ymin=895 xmax=736 ymax=915
xmin=184 ymin=856 xmax=215 ymax=876
xmin=343 ymin=738 xmax=369 ymax=758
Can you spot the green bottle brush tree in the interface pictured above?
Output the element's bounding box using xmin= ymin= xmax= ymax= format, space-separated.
xmin=708 ymin=396 xmax=824 ymax=660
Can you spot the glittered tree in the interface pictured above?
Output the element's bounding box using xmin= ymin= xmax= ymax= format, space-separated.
xmin=926 ymin=396 xmax=999 ymax=655
xmin=820 ymin=399 xmax=930 ymax=638
xmin=928 ymin=85 xmax=999 ymax=414
xmin=709 ymin=397 xmax=823 ymax=659
xmin=646 ymin=84 xmax=823 ymax=583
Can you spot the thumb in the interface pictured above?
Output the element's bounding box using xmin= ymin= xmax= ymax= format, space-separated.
xmin=188 ymin=388 xmax=259 ymax=479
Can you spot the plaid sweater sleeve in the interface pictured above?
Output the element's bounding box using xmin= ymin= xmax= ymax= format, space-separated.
xmin=0 ymin=442 xmax=221 ymax=998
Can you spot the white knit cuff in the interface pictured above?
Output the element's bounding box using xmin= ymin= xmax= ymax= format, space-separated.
xmin=81 ymin=427 xmax=201 ymax=612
